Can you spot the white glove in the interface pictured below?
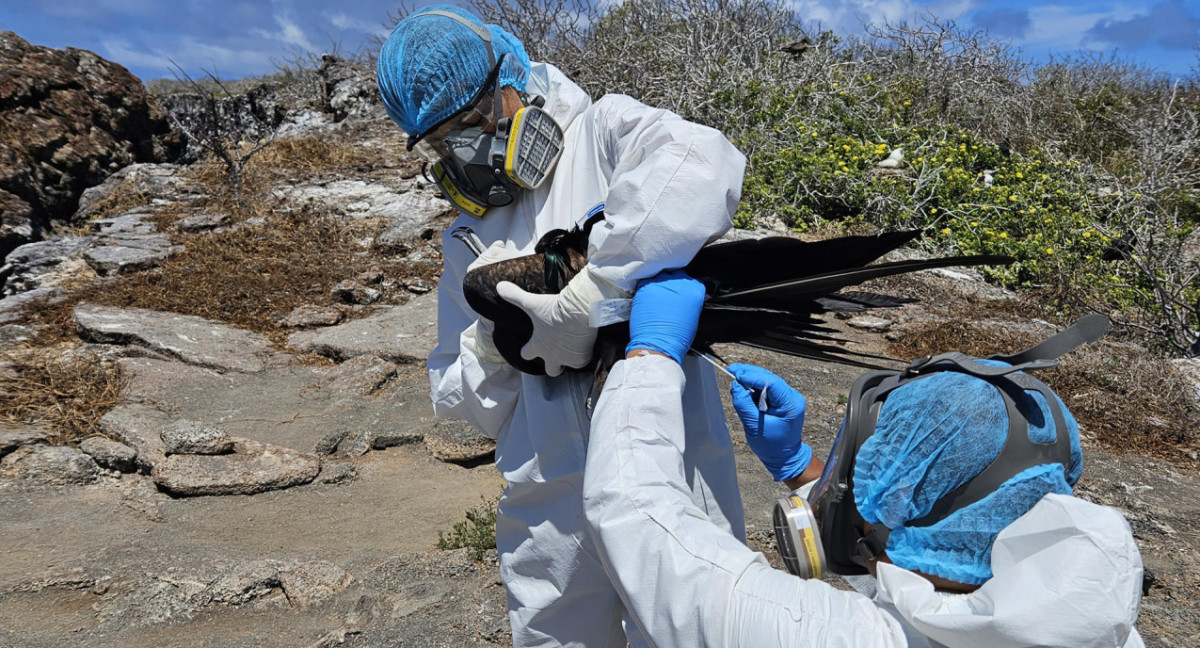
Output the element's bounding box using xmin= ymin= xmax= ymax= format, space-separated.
xmin=469 ymin=240 xmax=523 ymax=270
xmin=496 ymin=266 xmax=628 ymax=377
xmin=463 ymin=241 xmax=523 ymax=366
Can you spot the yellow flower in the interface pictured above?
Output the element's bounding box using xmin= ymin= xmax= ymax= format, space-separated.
xmin=1045 ymin=247 xmax=1054 ymax=255
xmin=941 ymin=228 xmax=951 ymax=235
xmin=1009 ymin=195 xmax=1018 ymax=201
xmin=970 ymin=221 xmax=979 ymax=227
xmin=930 ymin=208 xmax=938 ymax=214
xmin=841 ymin=166 xmax=850 ymax=172
xmin=842 ymin=144 xmax=851 ymax=151
xmin=903 ymin=100 xmax=912 ymax=106
xmin=811 ymin=132 xmax=818 ymax=137
xmin=999 ymin=232 xmax=1008 ymax=239
xmin=1015 ymin=172 xmax=1023 ymax=179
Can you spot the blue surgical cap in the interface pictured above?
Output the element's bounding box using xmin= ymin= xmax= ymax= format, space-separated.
xmin=376 ymin=5 xmax=531 ymax=139
xmin=853 ymin=364 xmax=1083 ymax=585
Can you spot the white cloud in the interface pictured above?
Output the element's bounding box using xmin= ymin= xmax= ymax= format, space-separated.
xmin=1023 ymin=5 xmax=1117 ymax=51
xmin=791 ymin=0 xmax=979 ymax=32
xmin=329 ymin=11 xmax=390 ymax=38
xmin=253 ymin=13 xmax=316 ymax=52
xmin=101 ymin=37 xmax=276 ymax=80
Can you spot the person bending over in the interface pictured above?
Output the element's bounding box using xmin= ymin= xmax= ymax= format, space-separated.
xmin=584 ymin=270 xmax=1143 ymax=648
xmin=376 ymin=8 xmax=745 ymax=647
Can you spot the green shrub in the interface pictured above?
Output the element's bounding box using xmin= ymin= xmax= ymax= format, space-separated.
xmin=436 ymin=497 xmax=498 ymax=562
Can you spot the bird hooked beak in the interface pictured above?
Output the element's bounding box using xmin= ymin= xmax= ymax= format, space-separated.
xmin=451 ymin=226 xmax=487 ymax=258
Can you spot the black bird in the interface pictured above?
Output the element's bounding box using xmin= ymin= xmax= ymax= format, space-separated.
xmin=998 ymin=137 xmax=1012 ymax=158
xmin=455 ymin=214 xmax=1014 ymax=378
xmin=1101 ymin=229 xmax=1138 ymax=262
xmin=779 ymin=37 xmax=812 ymax=58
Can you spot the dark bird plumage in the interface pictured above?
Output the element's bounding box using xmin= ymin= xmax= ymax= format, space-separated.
xmin=459 ymin=215 xmax=1014 ymax=378
xmin=998 ymin=137 xmax=1012 ymax=158
xmin=1101 ymin=229 xmax=1138 ymax=262
xmin=779 ymin=37 xmax=812 ymax=58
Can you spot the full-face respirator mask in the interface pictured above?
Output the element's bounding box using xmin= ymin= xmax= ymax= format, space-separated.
xmin=407 ymin=10 xmax=564 ymax=218
xmin=772 ymin=314 xmax=1109 ymax=579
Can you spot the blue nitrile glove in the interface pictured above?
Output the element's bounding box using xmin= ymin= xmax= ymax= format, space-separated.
xmin=728 ymin=364 xmax=813 ymax=481
xmin=625 ymin=270 xmax=705 ymax=364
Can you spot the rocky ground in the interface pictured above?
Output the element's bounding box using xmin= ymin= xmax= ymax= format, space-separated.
xmin=0 ymin=36 xmax=1197 ymax=648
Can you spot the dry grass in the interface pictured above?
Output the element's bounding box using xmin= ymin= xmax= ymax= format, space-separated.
xmin=78 ymin=175 xmax=150 ymax=222
xmin=85 ymin=207 xmax=440 ymax=346
xmin=888 ymin=320 xmax=1199 ymax=462
xmin=255 ymin=136 xmax=381 ymax=174
xmin=0 ymin=352 xmax=127 ymax=444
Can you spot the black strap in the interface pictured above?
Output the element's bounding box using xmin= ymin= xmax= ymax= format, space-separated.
xmin=989 ymin=314 xmax=1110 ymax=366
xmin=905 ymin=351 xmax=1059 ymax=378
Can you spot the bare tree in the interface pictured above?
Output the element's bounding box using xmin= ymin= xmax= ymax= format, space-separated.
xmin=165 ymin=62 xmax=282 ymax=205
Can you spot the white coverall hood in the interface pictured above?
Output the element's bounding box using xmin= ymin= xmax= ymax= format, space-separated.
xmin=874 ymin=493 xmax=1144 ymax=648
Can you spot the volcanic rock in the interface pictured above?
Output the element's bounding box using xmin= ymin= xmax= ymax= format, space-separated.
xmin=0 ymin=32 xmax=181 ymax=256
xmin=160 ymin=420 xmax=234 ymax=455
xmin=0 ymin=425 xmax=52 ymax=458
xmin=424 ymin=419 xmax=496 ymax=464
xmin=74 ymin=303 xmax=274 ymax=372
xmin=1 ymin=444 xmax=99 ymax=485
xmin=151 ymin=438 xmax=320 ymax=496
xmin=79 ymin=436 xmax=139 ymax=473
xmin=287 ymin=292 xmax=438 ymax=363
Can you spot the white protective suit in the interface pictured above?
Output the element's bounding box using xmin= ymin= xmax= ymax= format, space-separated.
xmin=584 ymin=354 xmax=1146 ymax=648
xmin=428 ymin=63 xmax=747 ymax=647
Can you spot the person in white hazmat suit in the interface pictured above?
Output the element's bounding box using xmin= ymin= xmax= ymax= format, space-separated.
xmin=585 ymin=269 xmax=1145 ymax=648
xmin=375 ymin=7 xmax=746 ymax=646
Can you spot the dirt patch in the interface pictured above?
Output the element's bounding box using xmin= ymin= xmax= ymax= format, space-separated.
xmin=888 ymin=319 xmax=1200 ymax=462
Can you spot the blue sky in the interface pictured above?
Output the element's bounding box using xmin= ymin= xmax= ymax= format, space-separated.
xmin=2 ymin=0 xmax=1197 ymax=82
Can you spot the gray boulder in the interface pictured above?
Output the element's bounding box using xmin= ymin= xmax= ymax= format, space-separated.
xmin=97 ymin=403 xmax=172 ymax=472
xmin=79 ymin=436 xmax=138 ymax=472
xmin=277 ymin=304 xmax=344 ymax=329
xmin=74 ymin=164 xmax=205 ymax=222
xmin=83 ymin=233 xmax=182 ymax=276
xmin=151 ymin=438 xmax=320 ymax=496
xmin=322 ymin=354 xmax=397 ymax=396
xmin=160 ymin=420 xmax=234 ymax=455
xmin=91 ymin=210 xmax=156 ymax=236
xmin=332 ymin=279 xmax=381 ymax=305
xmin=287 ymin=291 xmax=438 ymax=363
xmin=0 ymin=425 xmax=52 ymax=458
xmin=178 ymin=212 xmax=228 ymax=232
xmin=424 ymin=419 xmax=496 ymax=464
xmin=75 ymin=303 xmax=274 ymax=372
xmin=1 ymin=445 xmax=99 ymax=485
xmin=3 ymin=236 xmax=97 ymax=295
xmin=0 ymin=286 xmax=60 ymax=324
xmin=277 ymin=561 xmax=354 ymax=610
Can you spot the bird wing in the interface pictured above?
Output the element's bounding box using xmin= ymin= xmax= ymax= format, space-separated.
xmin=686 ymin=230 xmax=921 ymax=292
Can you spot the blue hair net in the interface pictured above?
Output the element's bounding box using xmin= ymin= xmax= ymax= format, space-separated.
xmin=375 ymin=5 xmax=531 ymax=139
xmin=853 ymin=364 xmax=1082 ymax=585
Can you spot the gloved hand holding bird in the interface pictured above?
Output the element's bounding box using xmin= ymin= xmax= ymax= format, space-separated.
xmin=453 ymin=213 xmax=1013 ymax=393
